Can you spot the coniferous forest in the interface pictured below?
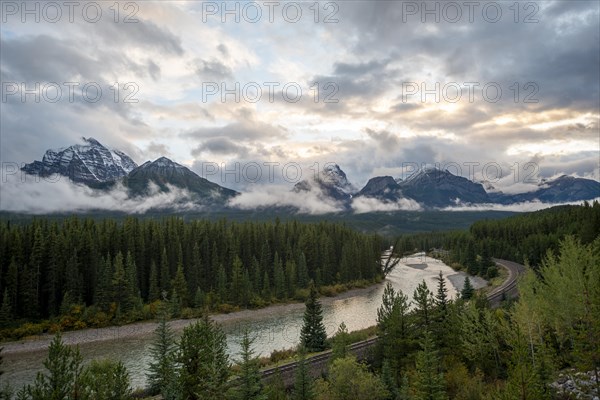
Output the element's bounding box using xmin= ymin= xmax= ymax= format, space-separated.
xmin=0 ymin=203 xmax=599 ymax=399
xmin=0 ymin=218 xmax=382 ymax=335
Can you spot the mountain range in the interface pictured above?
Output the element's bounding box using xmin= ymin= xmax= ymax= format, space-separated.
xmin=20 ymin=138 xmax=600 ymax=211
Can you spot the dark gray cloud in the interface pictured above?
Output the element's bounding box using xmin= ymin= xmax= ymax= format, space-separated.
xmin=94 ymin=16 xmax=184 ymax=56
xmin=192 ymin=137 xmax=249 ymax=157
xmin=195 ymin=59 xmax=233 ymax=80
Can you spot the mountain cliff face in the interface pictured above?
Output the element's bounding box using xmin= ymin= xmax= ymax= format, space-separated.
xmin=398 ymin=167 xmax=491 ymax=207
xmin=356 ymin=176 xmax=403 ymax=201
xmin=22 ymin=137 xmax=137 ymax=184
xmin=293 ymin=164 xmax=357 ymax=202
xmin=123 ymin=157 xmax=238 ymax=202
xmin=489 ymin=175 xmax=600 ymax=204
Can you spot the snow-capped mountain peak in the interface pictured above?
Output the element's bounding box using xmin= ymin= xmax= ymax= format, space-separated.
xmin=318 ymin=163 xmax=357 ymax=194
xmin=22 ymin=137 xmax=137 ymax=184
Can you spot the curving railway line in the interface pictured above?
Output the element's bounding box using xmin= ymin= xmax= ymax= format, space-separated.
xmin=149 ymin=257 xmax=528 ymax=396
xmin=259 ymin=257 xmax=527 ymax=387
xmin=487 ymin=258 xmax=527 ymax=306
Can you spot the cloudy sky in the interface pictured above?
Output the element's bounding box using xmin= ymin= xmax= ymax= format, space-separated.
xmin=1 ymin=0 xmax=599 ymax=194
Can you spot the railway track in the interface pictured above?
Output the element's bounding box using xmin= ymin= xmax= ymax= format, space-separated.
xmin=261 ymin=337 xmax=379 ymax=380
xmin=260 ymin=258 xmax=527 ymax=384
xmin=486 ymin=258 xmax=526 ymax=306
xmin=152 ymin=257 xmax=528 ymax=397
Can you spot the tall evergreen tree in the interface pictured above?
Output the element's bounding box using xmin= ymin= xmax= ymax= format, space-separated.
xmin=159 ymin=247 xmax=170 ymax=294
xmin=27 ymin=333 xmax=84 ymax=400
xmin=300 ymin=282 xmax=327 ymax=352
xmin=95 ymin=256 xmax=113 ymax=311
xmin=461 ymin=277 xmax=475 ymax=300
xmin=413 ymin=332 xmax=447 ymax=400
xmin=0 ymin=290 xmax=12 ymax=328
xmin=171 ymin=264 xmax=189 ymax=309
xmin=331 ymin=322 xmax=350 ymax=362
xmin=148 ymin=261 xmax=160 ymax=302
xmin=434 ymin=272 xmax=449 ymax=313
xmin=297 ymin=252 xmax=309 ymax=288
xmin=229 ymin=328 xmax=266 ymax=400
xmin=177 ymin=316 xmax=230 ymax=400
xmin=147 ymin=307 xmax=177 ymax=396
xmin=413 ymin=281 xmax=434 ymax=331
xmin=292 ymin=350 xmax=314 ymax=400
xmin=112 ymin=252 xmax=134 ymax=315
xmin=79 ymin=359 xmax=131 ymax=400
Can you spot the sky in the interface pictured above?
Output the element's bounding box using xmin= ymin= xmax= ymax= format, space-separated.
xmin=1 ymin=0 xmax=599 ymax=197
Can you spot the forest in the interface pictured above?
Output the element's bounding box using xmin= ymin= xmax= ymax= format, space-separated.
xmin=1 ymin=235 xmax=598 ymax=399
xmin=0 ymin=218 xmax=383 ymax=337
xmin=392 ymin=201 xmax=600 ymax=274
xmin=0 ymin=203 xmax=598 ymax=399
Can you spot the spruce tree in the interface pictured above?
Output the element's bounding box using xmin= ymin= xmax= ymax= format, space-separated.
xmin=171 ymin=264 xmax=189 ymax=309
xmin=95 ymin=255 xmax=113 ymax=311
xmin=264 ymin=368 xmax=286 ymax=400
xmin=380 ymin=359 xmax=399 ymax=400
xmin=0 ymin=290 xmax=12 ymax=328
xmin=331 ymin=322 xmax=349 ymax=362
xmin=461 ymin=277 xmax=474 ymax=300
xmin=80 ymin=359 xmax=132 ymax=400
xmin=230 ymin=328 xmax=266 ymax=400
xmin=177 ymin=316 xmax=230 ymax=400
xmin=112 ymin=252 xmax=133 ymax=314
xmin=147 ymin=306 xmax=177 ymax=396
xmin=160 ymin=247 xmax=171 ymax=294
xmin=27 ymin=333 xmax=84 ymax=400
xmin=297 ymin=252 xmax=309 ymax=288
xmin=413 ymin=281 xmax=434 ymax=331
xmin=148 ymin=261 xmax=160 ymax=302
xmin=292 ymin=349 xmax=314 ymax=400
xmin=434 ymin=271 xmax=448 ymax=312
xmin=413 ymin=332 xmax=447 ymax=400
xmin=299 ymin=282 xmax=327 ymax=352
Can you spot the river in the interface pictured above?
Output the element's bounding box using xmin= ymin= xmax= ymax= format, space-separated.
xmin=0 ymin=253 xmax=486 ymax=391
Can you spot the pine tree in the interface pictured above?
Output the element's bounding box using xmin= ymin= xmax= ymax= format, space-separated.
xmin=177 ymin=316 xmax=230 ymax=400
xmin=194 ymin=287 xmax=205 ymax=308
xmin=231 ymin=256 xmax=244 ymax=304
xmin=300 ymin=282 xmax=327 ymax=352
xmin=95 ymin=256 xmax=113 ymax=311
xmin=273 ymin=253 xmax=285 ymax=299
xmin=147 ymin=307 xmax=177 ymax=396
xmin=377 ymin=283 xmax=412 ymax=382
xmin=463 ymin=240 xmax=478 ymax=275
xmin=171 ymin=264 xmax=189 ymax=309
xmin=217 ymin=264 xmax=228 ymax=303
xmin=80 ymin=359 xmax=132 ymax=400
xmin=261 ymin=271 xmax=271 ymax=299
xmin=27 ymin=333 xmax=84 ymax=400
xmin=292 ymin=350 xmax=314 ymax=400
xmin=64 ymin=251 xmax=83 ymax=303
xmin=381 ymin=359 xmax=399 ymax=400
xmin=5 ymin=258 xmax=18 ymax=317
xmin=331 ymin=322 xmax=349 ymax=362
xmin=0 ymin=290 xmax=12 ymax=328
xmin=148 ymin=261 xmax=160 ymax=302
xmin=297 ymin=252 xmax=309 ymax=288
xmin=160 ymin=247 xmax=171 ymax=294
xmin=413 ymin=332 xmax=447 ymax=400
xmin=112 ymin=252 xmax=134 ymax=315
xmin=285 ymin=260 xmax=297 ymax=297
xmin=230 ymin=328 xmax=266 ymax=400
xmin=264 ymin=368 xmax=286 ymax=400
xmin=434 ymin=271 xmax=448 ymax=313
xmin=461 ymin=277 xmax=474 ymax=300
xmin=413 ymin=281 xmax=434 ymax=331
